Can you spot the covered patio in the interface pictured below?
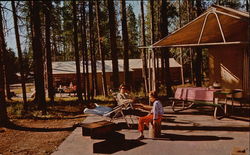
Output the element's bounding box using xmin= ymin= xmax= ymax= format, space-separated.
xmin=151 ymin=5 xmax=250 ymax=99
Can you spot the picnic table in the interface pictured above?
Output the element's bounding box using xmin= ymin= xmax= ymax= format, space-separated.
xmin=171 ymin=87 xmax=241 ymax=118
xmin=57 ymin=85 xmax=77 ymax=97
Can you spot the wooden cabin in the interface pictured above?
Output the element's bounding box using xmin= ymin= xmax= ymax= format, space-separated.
xmin=52 ymin=59 xmax=182 ymax=94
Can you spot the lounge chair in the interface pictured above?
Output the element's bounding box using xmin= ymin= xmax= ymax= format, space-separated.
xmin=83 ymin=93 xmax=134 ymax=127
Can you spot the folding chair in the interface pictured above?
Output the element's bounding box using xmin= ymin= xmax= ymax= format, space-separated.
xmin=104 ymin=91 xmax=135 ymax=127
xmin=103 ymin=103 xmax=133 ymax=127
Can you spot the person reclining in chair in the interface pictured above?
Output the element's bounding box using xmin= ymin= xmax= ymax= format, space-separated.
xmin=84 ymin=84 xmax=135 ymax=117
xmin=116 ymin=84 xmax=148 ymax=116
xmin=116 ymin=84 xmax=134 ymax=106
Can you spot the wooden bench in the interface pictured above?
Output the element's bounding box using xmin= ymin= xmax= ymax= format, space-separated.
xmin=81 ymin=120 xmax=116 ymax=139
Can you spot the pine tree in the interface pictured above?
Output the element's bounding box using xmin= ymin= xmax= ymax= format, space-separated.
xmin=96 ymin=0 xmax=108 ymax=96
xmin=160 ymin=0 xmax=173 ymax=97
xmin=72 ymin=1 xmax=83 ymax=102
xmin=30 ymin=1 xmax=46 ymax=114
xmin=0 ymin=3 xmax=9 ymax=125
xmin=11 ymin=1 xmax=28 ymax=108
xmin=44 ymin=1 xmax=54 ymax=104
xmin=140 ymin=0 xmax=149 ymax=93
xmin=107 ymin=0 xmax=119 ymax=89
xmin=79 ymin=1 xmax=87 ymax=100
xmin=120 ymin=0 xmax=130 ymax=86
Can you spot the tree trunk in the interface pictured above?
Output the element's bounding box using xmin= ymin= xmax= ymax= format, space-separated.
xmin=0 ymin=4 xmax=9 ymax=125
xmin=140 ymin=0 xmax=149 ymax=94
xmin=92 ymin=32 xmax=98 ymax=96
xmin=160 ymin=0 xmax=172 ymax=97
xmin=186 ymin=0 xmax=193 ymax=84
xmin=11 ymin=1 xmax=27 ymax=109
xmin=44 ymin=1 xmax=54 ymax=104
xmin=4 ymin=65 xmax=11 ymax=100
xmin=88 ymin=0 xmax=97 ymax=98
xmin=120 ymin=0 xmax=130 ymax=87
xmin=30 ymin=1 xmax=46 ymax=114
xmin=72 ymin=1 xmax=83 ymax=102
xmin=178 ymin=0 xmax=184 ymax=85
xmin=0 ymin=14 xmax=11 ymax=101
xmin=107 ymin=0 xmax=119 ymax=89
xmin=95 ymin=0 xmax=107 ymax=96
xmin=81 ymin=1 xmax=90 ymax=101
xmin=195 ymin=0 xmax=202 ymax=87
xmin=79 ymin=1 xmax=87 ymax=100
xmin=246 ymin=0 xmax=249 ymax=12
xmin=150 ymin=0 xmax=156 ymax=91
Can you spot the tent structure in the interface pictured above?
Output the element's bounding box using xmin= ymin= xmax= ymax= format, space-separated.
xmin=152 ymin=5 xmax=250 ymax=98
xmin=153 ymin=5 xmax=249 ymax=47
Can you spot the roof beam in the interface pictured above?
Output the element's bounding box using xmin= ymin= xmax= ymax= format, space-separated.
xmin=214 ymin=12 xmax=226 ymax=42
xmin=198 ymin=12 xmax=210 ymax=44
xmin=153 ymin=41 xmax=249 ymax=48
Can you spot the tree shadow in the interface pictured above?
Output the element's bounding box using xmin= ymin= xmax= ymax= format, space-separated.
xmin=116 ymin=123 xmax=250 ymax=132
xmin=162 ymin=125 xmax=250 ymax=132
xmin=155 ymin=133 xmax=233 ymax=141
xmin=162 ymin=118 xmax=192 ymax=124
xmin=11 ymin=114 xmax=87 ymax=120
xmin=93 ymin=139 xmax=146 ymax=154
xmin=4 ymin=122 xmax=75 ymax=132
xmin=46 ymin=108 xmax=84 ymax=116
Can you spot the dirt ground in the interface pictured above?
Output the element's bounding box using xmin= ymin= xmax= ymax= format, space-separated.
xmin=0 ymin=105 xmax=86 ymax=155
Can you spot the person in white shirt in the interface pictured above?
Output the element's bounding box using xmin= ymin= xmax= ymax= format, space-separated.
xmin=116 ymin=84 xmax=133 ymax=106
xmin=136 ymin=91 xmax=164 ymax=140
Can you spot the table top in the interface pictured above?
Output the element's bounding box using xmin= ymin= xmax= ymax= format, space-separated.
xmin=175 ymin=87 xmax=220 ymax=101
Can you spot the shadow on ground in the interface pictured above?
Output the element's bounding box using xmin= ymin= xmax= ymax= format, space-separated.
xmin=4 ymin=122 xmax=76 ymax=132
xmin=155 ymin=133 xmax=233 ymax=141
xmin=117 ymin=122 xmax=250 ymax=132
xmin=93 ymin=139 xmax=146 ymax=154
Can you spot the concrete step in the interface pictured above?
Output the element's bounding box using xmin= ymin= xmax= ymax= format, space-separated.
xmin=81 ymin=120 xmax=116 ymax=138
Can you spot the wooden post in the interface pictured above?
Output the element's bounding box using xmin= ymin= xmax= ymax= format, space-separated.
xmin=190 ymin=48 xmax=194 ymax=84
xmin=148 ymin=49 xmax=151 ymax=92
xmin=180 ymin=48 xmax=184 ymax=85
xmin=148 ymin=49 xmax=152 ymax=105
xmin=152 ymin=48 xmax=156 ymax=91
xmin=143 ymin=50 xmax=148 ymax=94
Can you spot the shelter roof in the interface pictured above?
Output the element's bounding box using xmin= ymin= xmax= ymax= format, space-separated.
xmin=52 ymin=58 xmax=181 ymax=74
xmin=153 ymin=5 xmax=249 ymax=48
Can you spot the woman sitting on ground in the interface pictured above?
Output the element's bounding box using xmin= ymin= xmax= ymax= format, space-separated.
xmin=136 ymin=91 xmax=164 ymax=140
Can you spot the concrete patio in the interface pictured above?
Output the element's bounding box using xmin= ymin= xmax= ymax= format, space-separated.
xmin=52 ymin=106 xmax=250 ymax=155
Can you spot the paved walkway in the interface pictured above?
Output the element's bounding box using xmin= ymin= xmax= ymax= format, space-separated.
xmin=52 ymin=106 xmax=250 ymax=155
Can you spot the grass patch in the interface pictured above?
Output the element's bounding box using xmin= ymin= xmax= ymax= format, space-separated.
xmin=11 ymin=85 xmax=34 ymax=94
xmin=7 ymin=102 xmax=24 ymax=116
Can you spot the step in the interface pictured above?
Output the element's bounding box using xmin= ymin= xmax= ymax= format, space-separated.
xmin=81 ymin=120 xmax=116 ymax=138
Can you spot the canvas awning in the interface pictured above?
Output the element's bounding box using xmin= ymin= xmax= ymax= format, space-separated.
xmin=153 ymin=5 xmax=249 ymax=48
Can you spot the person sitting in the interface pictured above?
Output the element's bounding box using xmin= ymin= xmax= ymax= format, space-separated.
xmin=136 ymin=91 xmax=164 ymax=140
xmin=116 ymin=84 xmax=134 ymax=106
xmin=116 ymin=84 xmax=149 ymax=117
